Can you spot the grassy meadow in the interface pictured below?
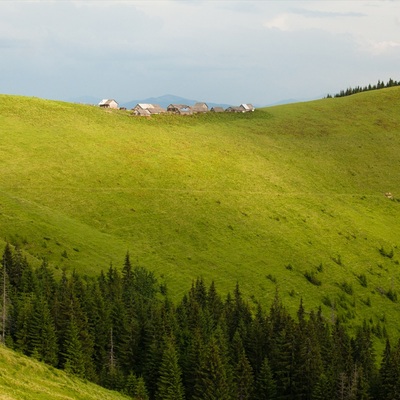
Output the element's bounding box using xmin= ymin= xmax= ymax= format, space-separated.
xmin=1 ymin=89 xmax=400 ymax=338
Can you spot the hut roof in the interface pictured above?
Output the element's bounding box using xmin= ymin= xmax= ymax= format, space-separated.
xmin=241 ymin=103 xmax=255 ymax=111
xmin=225 ymin=106 xmax=245 ymax=113
xmin=148 ymin=104 xmax=166 ymax=114
xmin=210 ymin=107 xmax=224 ymax=112
xmin=134 ymin=109 xmax=151 ymax=116
xmin=98 ymin=99 xmax=118 ymax=106
xmin=134 ymin=103 xmax=166 ymax=114
xmin=167 ymin=104 xmax=192 ymax=114
xmin=191 ymin=102 xmax=209 ymax=113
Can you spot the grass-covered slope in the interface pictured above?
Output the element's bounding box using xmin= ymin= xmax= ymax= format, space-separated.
xmin=0 ymin=345 xmax=128 ymax=400
xmin=0 ymin=89 xmax=400 ymax=333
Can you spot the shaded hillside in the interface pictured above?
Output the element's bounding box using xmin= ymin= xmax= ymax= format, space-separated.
xmin=0 ymin=88 xmax=400 ymax=333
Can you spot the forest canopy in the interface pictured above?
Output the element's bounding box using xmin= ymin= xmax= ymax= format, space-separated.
xmin=1 ymin=244 xmax=400 ymax=400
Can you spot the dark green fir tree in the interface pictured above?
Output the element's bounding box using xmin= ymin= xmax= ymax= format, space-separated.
xmin=156 ymin=338 xmax=185 ymax=400
xmin=255 ymin=356 xmax=277 ymax=400
xmin=63 ymin=313 xmax=85 ymax=378
xmin=234 ymin=349 xmax=254 ymax=400
xmin=194 ymin=335 xmax=232 ymax=400
xmin=28 ymin=294 xmax=58 ymax=366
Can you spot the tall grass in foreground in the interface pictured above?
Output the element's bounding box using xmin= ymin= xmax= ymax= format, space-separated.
xmin=0 ymin=345 xmax=128 ymax=400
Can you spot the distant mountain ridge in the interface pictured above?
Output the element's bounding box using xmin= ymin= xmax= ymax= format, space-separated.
xmin=66 ymin=94 xmax=310 ymax=108
xmin=121 ymin=94 xmax=232 ymax=110
xmin=68 ymin=94 xmax=233 ymax=109
xmin=68 ymin=94 xmax=268 ymax=110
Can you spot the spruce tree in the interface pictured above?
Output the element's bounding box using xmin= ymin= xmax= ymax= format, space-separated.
xmin=312 ymin=373 xmax=330 ymax=400
xmin=9 ymin=246 xmax=29 ymax=293
xmin=28 ymin=294 xmax=58 ymax=366
xmin=135 ymin=376 xmax=150 ymax=400
xmin=144 ymin=339 xmax=164 ymax=399
xmin=270 ymin=319 xmax=295 ymax=399
xmin=207 ymin=280 xmax=223 ymax=325
xmin=255 ymin=356 xmax=277 ymax=400
xmin=247 ymin=304 xmax=268 ymax=374
xmin=352 ymin=322 xmax=376 ymax=390
xmin=19 ymin=257 xmax=36 ymax=294
xmin=379 ymin=339 xmax=392 ymax=399
xmin=14 ymin=293 xmax=34 ymax=354
xmin=292 ymin=314 xmax=323 ymax=399
xmin=0 ymin=247 xmax=11 ymax=345
xmin=234 ymin=349 xmax=254 ymax=400
xmin=193 ymin=335 xmax=232 ymax=400
xmin=190 ymin=277 xmax=207 ymax=309
xmin=182 ymin=328 xmax=204 ymax=399
xmin=124 ymin=372 xmax=138 ymax=397
xmin=35 ymin=260 xmax=56 ymax=302
xmin=63 ymin=313 xmax=85 ymax=378
xmin=379 ymin=338 xmax=400 ymax=399
xmin=81 ymin=277 xmax=109 ymax=377
xmin=63 ymin=271 xmax=96 ymax=381
xmin=125 ymin=373 xmax=150 ymax=400
xmin=156 ymin=338 xmax=185 ymax=400
xmin=122 ymin=252 xmax=135 ymax=315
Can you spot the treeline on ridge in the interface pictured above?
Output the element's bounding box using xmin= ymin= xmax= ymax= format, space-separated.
xmin=326 ymin=78 xmax=400 ymax=99
xmin=1 ymin=244 xmax=400 ymax=400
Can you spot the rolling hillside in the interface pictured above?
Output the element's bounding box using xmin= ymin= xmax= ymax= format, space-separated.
xmin=1 ymin=88 xmax=400 ymax=335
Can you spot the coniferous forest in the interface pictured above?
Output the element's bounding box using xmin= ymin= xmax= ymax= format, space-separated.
xmin=1 ymin=244 xmax=400 ymax=400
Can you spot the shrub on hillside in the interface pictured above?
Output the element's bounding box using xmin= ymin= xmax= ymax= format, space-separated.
xmin=338 ymin=281 xmax=353 ymax=295
xmin=379 ymin=246 xmax=394 ymax=259
xmin=304 ymin=271 xmax=322 ymax=286
xmin=357 ymin=274 xmax=368 ymax=287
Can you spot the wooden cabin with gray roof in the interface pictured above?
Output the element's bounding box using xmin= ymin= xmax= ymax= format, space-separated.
xmin=191 ymin=102 xmax=209 ymax=113
xmin=167 ymin=104 xmax=193 ymax=115
xmin=226 ymin=104 xmax=255 ymax=113
xmin=133 ymin=103 xmax=166 ymax=116
xmin=210 ymin=106 xmax=225 ymax=113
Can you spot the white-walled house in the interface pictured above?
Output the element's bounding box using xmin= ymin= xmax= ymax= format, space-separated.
xmin=98 ymin=99 xmax=119 ymax=109
xmin=225 ymin=104 xmax=255 ymax=113
xmin=132 ymin=104 xmax=166 ymax=115
xmin=241 ymin=104 xmax=255 ymax=112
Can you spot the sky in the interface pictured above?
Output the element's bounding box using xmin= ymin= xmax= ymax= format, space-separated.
xmin=1 ymin=0 xmax=400 ymax=106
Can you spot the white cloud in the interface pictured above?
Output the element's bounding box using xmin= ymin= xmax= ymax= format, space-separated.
xmin=263 ymin=1 xmax=400 ymax=56
xmin=264 ymin=14 xmax=292 ymax=31
xmin=364 ymin=40 xmax=400 ymax=55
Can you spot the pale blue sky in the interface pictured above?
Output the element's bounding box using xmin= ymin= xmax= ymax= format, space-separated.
xmin=1 ymin=0 xmax=399 ymax=105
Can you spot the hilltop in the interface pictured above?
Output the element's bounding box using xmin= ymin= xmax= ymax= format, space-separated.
xmin=0 ymin=88 xmax=400 ymax=334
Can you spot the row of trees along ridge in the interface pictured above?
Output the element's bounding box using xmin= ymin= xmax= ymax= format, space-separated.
xmin=326 ymin=78 xmax=400 ymax=98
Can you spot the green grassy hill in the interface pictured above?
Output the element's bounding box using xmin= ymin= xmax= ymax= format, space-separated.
xmin=0 ymin=345 xmax=128 ymax=400
xmin=1 ymin=89 xmax=400 ymax=335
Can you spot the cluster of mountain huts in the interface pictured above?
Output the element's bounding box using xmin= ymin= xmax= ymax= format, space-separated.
xmin=98 ymin=99 xmax=255 ymax=116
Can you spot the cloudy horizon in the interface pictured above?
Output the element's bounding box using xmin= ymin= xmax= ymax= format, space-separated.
xmin=1 ymin=0 xmax=399 ymax=106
